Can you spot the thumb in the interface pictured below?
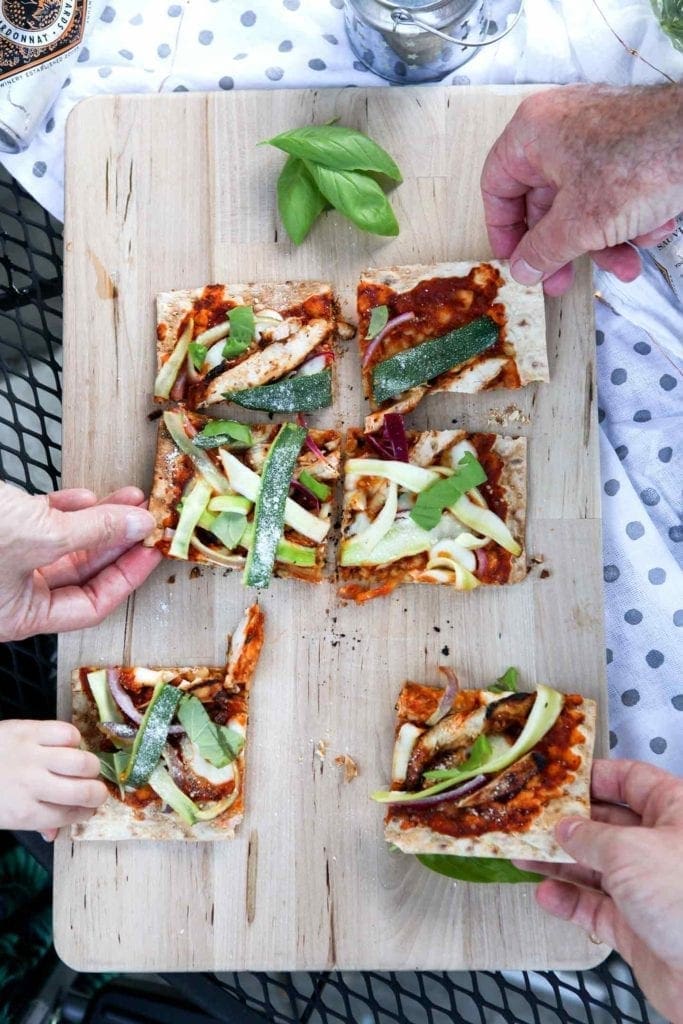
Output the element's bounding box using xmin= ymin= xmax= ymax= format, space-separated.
xmin=28 ymin=501 xmax=155 ymax=569
xmin=555 ymin=816 xmax=626 ymax=874
xmin=509 ymin=194 xmax=585 ymax=285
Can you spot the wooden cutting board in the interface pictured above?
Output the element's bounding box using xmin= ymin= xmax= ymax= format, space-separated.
xmin=56 ymin=85 xmax=608 ymax=973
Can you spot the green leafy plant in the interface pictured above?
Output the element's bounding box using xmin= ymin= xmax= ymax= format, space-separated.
xmin=416 ymin=853 xmax=543 ymax=884
xmin=652 ymin=0 xmax=683 ymax=49
xmin=262 ymin=124 xmax=402 ymax=243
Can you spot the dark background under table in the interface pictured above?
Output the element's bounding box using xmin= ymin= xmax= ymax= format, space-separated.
xmin=0 ymin=163 xmax=665 ymax=1024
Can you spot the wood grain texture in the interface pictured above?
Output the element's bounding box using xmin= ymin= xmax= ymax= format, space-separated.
xmin=56 ymin=86 xmax=608 ymax=972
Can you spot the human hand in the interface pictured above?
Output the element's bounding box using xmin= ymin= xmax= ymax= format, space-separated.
xmin=0 ymin=482 xmax=161 ymax=642
xmin=0 ymin=719 xmax=107 ymax=841
xmin=515 ymin=759 xmax=683 ymax=1024
xmin=481 ymin=84 xmax=683 ymax=295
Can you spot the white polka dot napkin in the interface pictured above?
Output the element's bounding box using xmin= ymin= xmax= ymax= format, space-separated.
xmin=1 ymin=0 xmax=681 ymax=770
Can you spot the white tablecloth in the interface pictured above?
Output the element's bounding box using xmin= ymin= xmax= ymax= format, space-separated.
xmin=2 ymin=0 xmax=681 ymax=771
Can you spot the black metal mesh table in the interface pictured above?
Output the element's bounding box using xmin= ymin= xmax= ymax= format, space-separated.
xmin=0 ymin=163 xmax=666 ymax=1024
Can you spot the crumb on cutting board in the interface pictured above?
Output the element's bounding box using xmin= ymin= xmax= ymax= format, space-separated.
xmin=334 ymin=754 xmax=358 ymax=782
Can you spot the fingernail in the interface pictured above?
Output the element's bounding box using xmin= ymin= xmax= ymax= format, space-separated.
xmin=556 ymin=817 xmax=581 ymax=843
xmin=125 ymin=509 xmax=154 ymax=542
xmin=511 ymin=258 xmax=544 ymax=285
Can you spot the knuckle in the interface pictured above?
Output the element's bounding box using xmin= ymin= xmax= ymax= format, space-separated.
xmin=79 ymin=751 xmax=102 ymax=778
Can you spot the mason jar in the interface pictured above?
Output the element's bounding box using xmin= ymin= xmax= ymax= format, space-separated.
xmin=344 ymin=0 xmax=524 ymax=83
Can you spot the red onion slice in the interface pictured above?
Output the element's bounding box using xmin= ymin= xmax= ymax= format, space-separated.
xmin=362 ymin=311 xmax=415 ymax=368
xmin=106 ymin=668 xmax=184 ymax=734
xmin=425 ymin=666 xmax=460 ymax=726
xmin=170 ymin=370 xmax=187 ymax=402
xmin=384 ymin=774 xmax=486 ymax=807
xmin=289 ymin=479 xmax=321 ymax=513
xmin=383 ymin=413 xmax=409 ymax=462
xmin=304 ymin=432 xmax=331 ymax=467
xmin=365 ymin=432 xmax=394 ymax=460
xmin=475 ymin=547 xmax=489 ymax=577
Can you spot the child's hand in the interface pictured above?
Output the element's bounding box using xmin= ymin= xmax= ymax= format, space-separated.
xmin=0 ymin=720 xmax=108 ymax=841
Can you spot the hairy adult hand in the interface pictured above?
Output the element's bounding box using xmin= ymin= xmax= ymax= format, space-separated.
xmin=481 ymin=84 xmax=683 ymax=294
xmin=0 ymin=719 xmax=107 ymax=841
xmin=0 ymin=482 xmax=161 ymax=642
xmin=515 ymin=759 xmax=683 ymax=1024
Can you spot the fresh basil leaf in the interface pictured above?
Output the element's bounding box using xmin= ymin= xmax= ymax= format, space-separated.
xmin=299 ymin=470 xmax=331 ymax=501
xmin=208 ymin=511 xmax=247 ymax=550
xmin=188 ymin=342 xmax=207 ymax=371
xmin=197 ymin=420 xmax=252 ymax=444
xmin=423 ymin=734 xmax=492 ymax=782
xmin=304 ymin=162 xmax=399 ymax=237
xmin=98 ymin=751 xmax=129 ymax=795
xmin=490 ymin=667 xmax=519 ymax=693
xmin=222 ymin=335 xmax=251 ymax=360
xmin=177 ymin=694 xmax=244 ymax=768
xmin=366 ymin=304 xmax=389 ymax=340
xmin=264 ymin=124 xmax=402 ymax=182
xmin=277 ymin=155 xmax=326 ymax=245
xmin=410 ymin=453 xmax=487 ymax=531
xmin=227 ymin=305 xmax=255 ymax=347
xmin=97 ymin=753 xmax=120 ymax=785
xmin=416 ymin=854 xmax=543 ymax=884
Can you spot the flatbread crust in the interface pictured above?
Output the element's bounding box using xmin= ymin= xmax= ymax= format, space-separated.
xmin=359 ymin=261 xmax=548 ymax=429
xmin=156 ymin=280 xmax=340 ymax=409
xmin=71 ymin=607 xmax=264 ymax=842
xmin=339 ymin=429 xmax=527 ymax=599
xmin=145 ymin=411 xmax=340 ymax=583
xmin=384 ymin=691 xmax=596 ymax=864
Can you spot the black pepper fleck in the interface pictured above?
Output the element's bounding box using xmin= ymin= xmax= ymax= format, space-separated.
xmin=441 ymin=645 xmax=450 ymax=656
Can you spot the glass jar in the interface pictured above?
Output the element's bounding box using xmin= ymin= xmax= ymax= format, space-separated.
xmin=344 ymin=0 xmax=524 ymax=83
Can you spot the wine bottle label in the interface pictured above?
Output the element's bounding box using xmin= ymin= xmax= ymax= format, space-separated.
xmin=0 ymin=1 xmax=88 ymax=81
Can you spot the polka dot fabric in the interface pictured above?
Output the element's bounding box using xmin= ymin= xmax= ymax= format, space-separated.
xmin=0 ymin=0 xmax=680 ymax=773
xmin=596 ymin=259 xmax=682 ymax=773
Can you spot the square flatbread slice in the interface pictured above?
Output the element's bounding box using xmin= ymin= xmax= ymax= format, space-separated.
xmin=145 ymin=407 xmax=340 ymax=584
xmin=155 ymin=281 xmax=347 ymax=411
xmin=71 ymin=605 xmax=264 ymax=841
xmin=384 ymin=681 xmax=596 ymax=863
xmin=338 ymin=428 xmax=526 ymax=603
xmin=358 ymin=261 xmax=547 ymax=431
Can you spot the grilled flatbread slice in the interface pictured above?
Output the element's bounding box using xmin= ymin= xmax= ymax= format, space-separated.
xmin=338 ymin=426 xmax=526 ymax=603
xmin=358 ymin=261 xmax=547 ymax=430
xmin=145 ymin=407 xmax=340 ymax=584
xmin=155 ymin=280 xmax=346 ymax=411
xmin=71 ymin=605 xmax=264 ymax=841
xmin=382 ymin=678 xmax=596 ymax=863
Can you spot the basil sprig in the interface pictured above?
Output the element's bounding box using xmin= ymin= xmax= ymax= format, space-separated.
xmin=366 ymin=305 xmax=389 ymax=340
xmin=263 ymin=124 xmax=401 ymax=243
xmin=178 ymin=694 xmax=244 ymax=768
xmin=416 ymin=854 xmax=543 ymax=884
xmin=410 ymin=453 xmax=487 ymax=531
xmin=490 ymin=667 xmax=519 ymax=693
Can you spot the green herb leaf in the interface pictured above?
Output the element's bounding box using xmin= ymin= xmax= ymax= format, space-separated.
xmin=299 ymin=470 xmax=331 ymax=501
xmin=188 ymin=342 xmax=208 ymax=371
xmin=304 ymin=162 xmax=399 ymax=237
xmin=416 ymin=853 xmax=543 ymax=884
xmin=490 ymin=667 xmax=519 ymax=693
xmin=366 ymin=304 xmax=389 ymax=340
xmin=264 ymin=124 xmax=402 ymax=182
xmin=410 ymin=453 xmax=487 ymax=531
xmin=276 ymin=155 xmax=327 ymax=245
xmin=97 ymin=752 xmax=121 ymax=785
xmin=208 ymin=511 xmax=247 ymax=550
xmin=193 ymin=420 xmax=253 ymax=450
xmin=177 ymin=694 xmax=244 ymax=768
xmin=225 ymin=306 xmax=256 ymax=353
xmin=423 ymin=734 xmax=492 ymax=782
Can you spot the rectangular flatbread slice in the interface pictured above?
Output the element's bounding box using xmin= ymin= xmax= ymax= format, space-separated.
xmin=145 ymin=407 xmax=340 ymax=584
xmin=155 ymin=281 xmax=347 ymax=412
xmin=71 ymin=605 xmax=264 ymax=841
xmin=358 ymin=261 xmax=548 ymax=430
xmin=383 ymin=678 xmax=596 ymax=863
xmin=338 ymin=427 xmax=526 ymax=603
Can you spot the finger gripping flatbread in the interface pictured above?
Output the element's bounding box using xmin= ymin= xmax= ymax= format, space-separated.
xmin=382 ymin=678 xmax=596 ymax=863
